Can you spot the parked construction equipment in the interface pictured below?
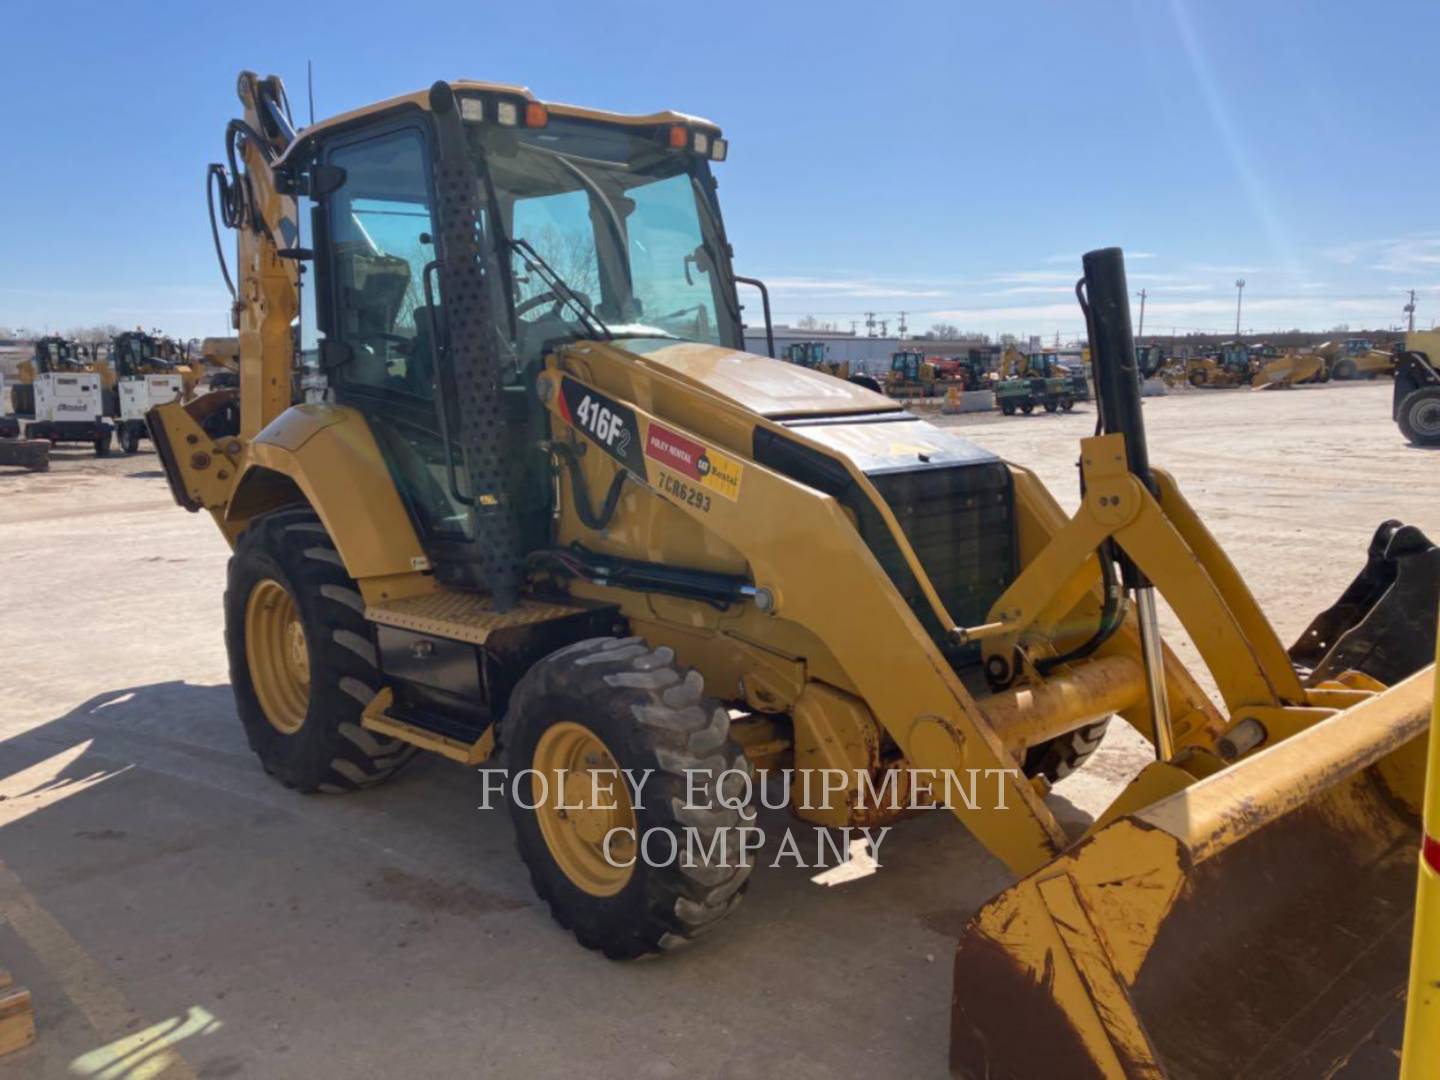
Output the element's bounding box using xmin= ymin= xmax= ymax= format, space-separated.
xmin=1328 ymin=337 xmax=1396 ymax=380
xmin=1250 ymin=343 xmax=1328 ymax=389
xmin=11 ymin=337 xmax=113 ymax=454
xmin=780 ymin=341 xmax=882 ymax=392
xmin=1185 ymin=341 xmax=1253 ymax=388
xmin=151 ymin=73 xmax=1440 ymax=1078
xmin=995 ymin=347 xmax=1075 ymax=414
xmin=884 ymin=348 xmax=938 ymax=397
xmin=108 ymin=330 xmax=195 ymax=453
xmin=1394 ymin=331 xmax=1440 ymax=446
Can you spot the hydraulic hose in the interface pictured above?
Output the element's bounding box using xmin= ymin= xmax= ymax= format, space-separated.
xmin=546 ymin=441 xmax=627 ymax=531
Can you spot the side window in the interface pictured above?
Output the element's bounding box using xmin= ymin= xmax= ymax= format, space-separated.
xmin=327 ymin=128 xmax=438 ymax=399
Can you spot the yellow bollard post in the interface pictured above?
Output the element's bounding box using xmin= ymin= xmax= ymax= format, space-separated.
xmin=1402 ymin=625 xmax=1440 ymax=1077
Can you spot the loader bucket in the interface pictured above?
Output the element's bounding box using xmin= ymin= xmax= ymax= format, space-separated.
xmin=1290 ymin=520 xmax=1440 ymax=686
xmin=950 ymin=667 xmax=1432 ymax=1079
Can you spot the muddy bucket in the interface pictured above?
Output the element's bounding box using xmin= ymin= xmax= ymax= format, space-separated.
xmin=950 ymin=667 xmax=1432 ymax=1079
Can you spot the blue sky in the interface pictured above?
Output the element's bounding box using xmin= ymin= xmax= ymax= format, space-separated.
xmin=3 ymin=0 xmax=1436 ymax=341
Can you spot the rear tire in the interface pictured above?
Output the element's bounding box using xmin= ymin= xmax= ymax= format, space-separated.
xmin=849 ymin=374 xmax=883 ymax=394
xmin=118 ymin=424 xmax=141 ymax=454
xmin=1398 ymin=387 xmax=1440 ymax=447
xmin=1060 ymin=397 xmax=1075 ymax=412
xmin=1332 ymin=358 xmax=1357 ymax=380
xmin=225 ymin=507 xmax=417 ymax=792
xmin=505 ymin=637 xmax=753 ymax=959
xmin=1000 ymin=402 xmax=1016 ymax=415
xmin=1188 ymin=370 xmax=1206 ymax=388
xmin=1020 ymin=401 xmax=1035 ymax=415
xmin=93 ymin=431 xmax=112 ymax=457
xmin=1043 ymin=400 xmax=1058 ymax=413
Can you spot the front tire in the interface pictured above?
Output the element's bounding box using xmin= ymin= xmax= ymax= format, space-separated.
xmin=118 ymin=423 xmax=141 ymax=454
xmin=1332 ymin=358 xmax=1357 ymax=380
xmin=505 ymin=637 xmax=753 ymax=959
xmin=94 ymin=431 xmax=112 ymax=457
xmin=1020 ymin=401 xmax=1035 ymax=415
xmin=225 ymin=507 xmax=416 ymax=791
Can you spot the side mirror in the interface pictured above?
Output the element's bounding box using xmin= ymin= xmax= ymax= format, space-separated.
xmin=310 ymin=163 xmax=347 ymax=197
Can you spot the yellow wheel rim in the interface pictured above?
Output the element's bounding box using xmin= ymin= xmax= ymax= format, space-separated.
xmin=245 ymin=578 xmax=310 ymax=735
xmin=532 ymin=722 xmax=637 ymax=897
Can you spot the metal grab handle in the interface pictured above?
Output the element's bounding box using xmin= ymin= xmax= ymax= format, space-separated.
xmin=733 ymin=276 xmax=774 ymax=358
xmin=422 ymin=258 xmax=473 ymax=508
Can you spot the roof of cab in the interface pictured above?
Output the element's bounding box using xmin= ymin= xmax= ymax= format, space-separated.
xmin=276 ymin=80 xmax=720 ymax=169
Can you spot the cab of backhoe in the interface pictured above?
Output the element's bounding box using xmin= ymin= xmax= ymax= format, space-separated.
xmin=266 ymin=82 xmax=740 ymax=583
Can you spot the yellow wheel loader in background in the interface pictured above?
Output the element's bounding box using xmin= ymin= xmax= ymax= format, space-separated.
xmin=151 ymin=71 xmax=1440 ymax=1077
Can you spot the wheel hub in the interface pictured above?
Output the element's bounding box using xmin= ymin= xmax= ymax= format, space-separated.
xmin=533 ymin=722 xmax=637 ymax=896
xmin=244 ymin=578 xmax=310 ymax=735
xmin=1414 ymin=400 xmax=1440 ymax=437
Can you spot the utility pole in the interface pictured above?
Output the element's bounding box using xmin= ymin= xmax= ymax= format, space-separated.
xmin=897 ymin=311 xmax=908 ymax=338
xmin=1234 ymin=279 xmax=1246 ymax=339
xmin=1405 ymin=289 xmax=1417 ymax=334
xmin=879 ymin=319 xmax=889 ymax=338
xmin=864 ymin=312 xmax=877 ymax=338
xmin=849 ymin=320 xmax=857 ymax=335
xmin=1136 ymin=289 xmax=1147 ymax=339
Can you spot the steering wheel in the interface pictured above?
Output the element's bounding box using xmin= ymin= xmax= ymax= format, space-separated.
xmin=515 ymin=289 xmax=595 ymax=321
xmin=515 ymin=290 xmax=560 ymax=319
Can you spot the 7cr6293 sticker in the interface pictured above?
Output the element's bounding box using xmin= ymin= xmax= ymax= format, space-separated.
xmin=644 ymin=422 xmax=743 ymax=503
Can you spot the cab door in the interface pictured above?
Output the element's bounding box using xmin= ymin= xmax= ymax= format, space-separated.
xmin=310 ymin=122 xmax=476 ymax=550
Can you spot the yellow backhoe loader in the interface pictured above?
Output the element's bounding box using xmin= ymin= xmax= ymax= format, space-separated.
xmin=152 ymin=72 xmax=1440 ymax=1077
xmin=1184 ymin=342 xmax=1253 ymax=388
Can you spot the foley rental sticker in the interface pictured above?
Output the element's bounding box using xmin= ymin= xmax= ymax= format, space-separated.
xmin=644 ymin=422 xmax=743 ymax=503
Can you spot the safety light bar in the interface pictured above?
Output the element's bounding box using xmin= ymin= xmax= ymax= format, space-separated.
xmin=665 ymin=124 xmax=728 ymax=161
xmin=456 ymin=94 xmax=548 ymax=128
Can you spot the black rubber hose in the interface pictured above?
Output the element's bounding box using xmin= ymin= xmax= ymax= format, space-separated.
xmin=1035 ymin=539 xmax=1127 ymax=675
xmin=548 ymin=442 xmax=627 ymax=531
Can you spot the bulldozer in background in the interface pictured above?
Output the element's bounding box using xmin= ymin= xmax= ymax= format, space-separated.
xmin=151 ymin=71 xmax=1440 ymax=1078
xmin=780 ymin=340 xmax=883 ymax=393
xmin=883 ymin=348 xmax=940 ymax=397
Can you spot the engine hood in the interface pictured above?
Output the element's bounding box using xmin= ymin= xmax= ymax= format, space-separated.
xmin=615 ymin=338 xmax=900 ymax=420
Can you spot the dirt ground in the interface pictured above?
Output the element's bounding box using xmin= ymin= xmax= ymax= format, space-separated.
xmin=0 ymin=380 xmax=1430 ymax=1078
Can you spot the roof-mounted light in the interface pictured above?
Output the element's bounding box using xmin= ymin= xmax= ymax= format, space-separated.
xmin=525 ymin=102 xmax=548 ymax=127
xmin=667 ymin=124 xmax=688 ymax=149
xmin=710 ymin=137 xmax=728 ymax=162
xmin=459 ymin=97 xmax=485 ymax=122
xmin=497 ymin=100 xmax=520 ymax=127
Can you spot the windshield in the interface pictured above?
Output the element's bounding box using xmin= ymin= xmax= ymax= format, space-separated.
xmin=469 ymin=117 xmax=741 ymax=365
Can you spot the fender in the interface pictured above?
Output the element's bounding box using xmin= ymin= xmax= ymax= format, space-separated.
xmin=228 ymin=404 xmax=433 ymax=598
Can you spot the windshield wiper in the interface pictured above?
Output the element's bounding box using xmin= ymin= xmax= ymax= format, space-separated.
xmin=508 ymin=236 xmax=612 ymax=340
